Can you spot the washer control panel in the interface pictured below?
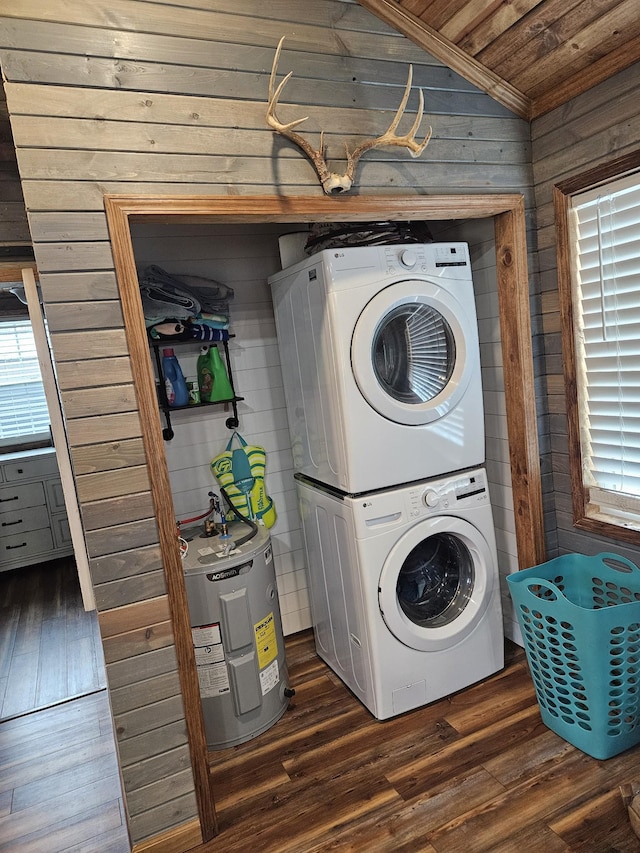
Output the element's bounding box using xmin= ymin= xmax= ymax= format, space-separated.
xmin=405 ymin=469 xmax=488 ymax=518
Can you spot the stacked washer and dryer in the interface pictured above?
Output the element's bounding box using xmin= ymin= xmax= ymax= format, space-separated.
xmin=269 ymin=241 xmax=504 ymax=720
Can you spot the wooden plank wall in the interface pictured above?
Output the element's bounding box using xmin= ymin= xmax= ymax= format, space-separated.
xmin=531 ymin=59 xmax=640 ymax=564
xmin=0 ymin=0 xmax=533 ymax=844
xmin=0 ymin=83 xmax=29 ymax=247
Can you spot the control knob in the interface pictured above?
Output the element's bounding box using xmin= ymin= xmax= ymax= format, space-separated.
xmin=423 ymin=489 xmax=439 ymax=508
xmin=400 ymin=249 xmax=417 ymax=268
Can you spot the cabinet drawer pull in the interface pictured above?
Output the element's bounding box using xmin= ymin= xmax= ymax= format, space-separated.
xmin=6 ymin=542 xmax=27 ymax=550
xmin=1 ymin=519 xmax=22 ymax=527
xmin=0 ymin=495 xmax=18 ymax=503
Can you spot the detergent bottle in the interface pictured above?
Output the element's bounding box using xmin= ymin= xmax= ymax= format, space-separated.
xmin=197 ymin=345 xmax=214 ymax=402
xmin=209 ymin=344 xmax=234 ymax=402
xmin=162 ymin=348 xmax=189 ymax=407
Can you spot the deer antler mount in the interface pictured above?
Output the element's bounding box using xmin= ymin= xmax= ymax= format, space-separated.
xmin=266 ymin=37 xmax=433 ymax=195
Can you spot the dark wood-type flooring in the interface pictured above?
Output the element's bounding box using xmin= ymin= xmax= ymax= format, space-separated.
xmin=204 ymin=632 xmax=640 ymax=853
xmin=3 ymin=580 xmax=640 ymax=852
xmin=0 ymin=557 xmax=106 ymax=720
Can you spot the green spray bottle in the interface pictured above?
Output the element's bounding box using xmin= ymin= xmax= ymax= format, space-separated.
xmin=209 ymin=344 xmax=234 ymax=402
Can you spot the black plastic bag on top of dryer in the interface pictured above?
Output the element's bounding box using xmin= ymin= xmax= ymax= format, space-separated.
xmin=304 ymin=220 xmax=433 ymax=255
xmin=139 ymin=265 xmax=235 ymax=325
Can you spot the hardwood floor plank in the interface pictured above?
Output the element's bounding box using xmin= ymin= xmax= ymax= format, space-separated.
xmin=549 ymin=787 xmax=640 ymax=851
xmin=474 ymin=821 xmax=568 ymax=853
xmin=35 ymin=615 xmax=69 ymax=707
xmin=11 ymin=749 xmax=120 ymax=812
xmin=0 ymin=776 xmax=125 ymax=849
xmin=386 ymin=704 xmax=546 ymax=799
xmin=66 ymin=603 xmax=106 ymax=698
xmin=0 ymin=724 xmax=114 ymax=792
xmin=11 ymin=570 xmax=45 ymax=657
xmin=209 ymin=754 xmax=291 ymax=810
xmin=0 ymin=789 xmax=12 ymax=819
xmin=282 ymin=703 xmax=458 ymax=784
xmin=0 ymin=558 xmax=105 ymax=721
xmin=304 ymin=768 xmax=505 ymax=853
xmin=0 ymin=606 xmax=19 ymax=680
xmin=0 ymin=691 xmax=111 ymax=736
xmin=2 ymin=651 xmax=38 ymax=718
xmin=0 ymin=677 xmax=8 ymax=715
xmin=483 ymin=727 xmax=575 ymax=786
xmin=0 ymin=690 xmax=131 ymax=853
xmin=427 ymin=747 xmax=640 ymax=852
xmin=441 ymin=662 xmax=536 ymax=735
xmin=210 ymin=770 xmax=403 ymax=853
xmin=68 ymin=821 xmax=132 ymax=853
xmin=0 ymin=690 xmax=107 ymax=740
xmin=14 ymin=798 xmax=128 ymax=853
xmin=67 ymin=636 xmax=102 ymax=698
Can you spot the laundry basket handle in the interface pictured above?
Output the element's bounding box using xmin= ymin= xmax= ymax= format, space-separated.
xmin=597 ymin=552 xmax=640 ymax=575
xmin=522 ymin=578 xmax=563 ymax=605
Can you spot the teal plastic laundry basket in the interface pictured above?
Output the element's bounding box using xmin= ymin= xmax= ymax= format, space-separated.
xmin=507 ymin=552 xmax=640 ymax=759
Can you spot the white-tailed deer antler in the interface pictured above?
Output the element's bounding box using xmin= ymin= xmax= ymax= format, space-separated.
xmin=266 ymin=36 xmax=432 ymax=195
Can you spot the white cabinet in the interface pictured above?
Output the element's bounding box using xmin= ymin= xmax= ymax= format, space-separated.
xmin=0 ymin=448 xmax=73 ymax=572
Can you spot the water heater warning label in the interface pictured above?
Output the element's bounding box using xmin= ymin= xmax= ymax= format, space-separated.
xmin=254 ymin=611 xmax=278 ymax=670
xmin=260 ymin=659 xmax=279 ymax=695
xmin=191 ymin=623 xmax=230 ymax=698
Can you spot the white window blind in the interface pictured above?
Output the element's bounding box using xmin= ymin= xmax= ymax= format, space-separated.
xmin=570 ymin=172 xmax=640 ymax=523
xmin=0 ymin=319 xmax=50 ymax=447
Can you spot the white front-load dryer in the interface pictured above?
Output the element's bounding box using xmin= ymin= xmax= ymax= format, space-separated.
xmin=269 ymin=242 xmax=483 ymax=493
xmin=296 ymin=468 xmax=504 ymax=720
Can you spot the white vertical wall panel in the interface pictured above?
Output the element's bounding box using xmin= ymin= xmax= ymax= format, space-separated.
xmin=131 ymin=221 xmax=312 ymax=634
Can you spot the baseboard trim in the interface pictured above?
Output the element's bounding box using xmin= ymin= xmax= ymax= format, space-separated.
xmin=133 ymin=820 xmax=203 ymax=853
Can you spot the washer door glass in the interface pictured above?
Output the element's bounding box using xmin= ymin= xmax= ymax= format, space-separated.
xmin=378 ymin=515 xmax=495 ymax=651
xmin=373 ymin=303 xmax=455 ymax=405
xmin=351 ymin=280 xmax=476 ymax=426
xmin=396 ymin=533 xmax=473 ymax=628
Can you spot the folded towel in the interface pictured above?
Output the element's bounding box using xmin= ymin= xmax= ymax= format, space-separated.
xmin=141 ymin=265 xmax=234 ymax=316
xmin=148 ymin=321 xmax=192 ymax=340
xmin=188 ymin=325 xmax=230 ymax=342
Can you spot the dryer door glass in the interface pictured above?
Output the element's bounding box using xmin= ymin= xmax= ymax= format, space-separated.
xmin=396 ymin=532 xmax=474 ymax=627
xmin=373 ymin=303 xmax=455 ymax=404
xmin=351 ymin=280 xmax=475 ymax=426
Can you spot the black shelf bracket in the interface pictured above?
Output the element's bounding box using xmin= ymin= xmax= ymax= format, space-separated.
xmin=150 ymin=337 xmax=241 ymax=441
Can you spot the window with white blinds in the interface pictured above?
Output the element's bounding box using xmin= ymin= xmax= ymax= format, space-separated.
xmin=0 ymin=319 xmax=51 ymax=449
xmin=569 ymin=172 xmax=640 ymax=526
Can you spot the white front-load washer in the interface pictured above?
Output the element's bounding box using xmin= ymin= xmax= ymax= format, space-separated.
xmin=296 ymin=468 xmax=504 ymax=720
xmin=269 ymin=242 xmax=483 ymax=493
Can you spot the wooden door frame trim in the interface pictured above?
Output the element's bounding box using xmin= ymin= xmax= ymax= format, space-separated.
xmin=103 ymin=192 xmax=545 ymax=844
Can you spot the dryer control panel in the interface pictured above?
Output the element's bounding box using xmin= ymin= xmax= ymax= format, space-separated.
xmin=382 ymin=242 xmax=470 ymax=278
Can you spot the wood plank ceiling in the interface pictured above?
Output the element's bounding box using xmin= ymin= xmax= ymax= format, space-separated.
xmin=357 ymin=0 xmax=640 ymax=119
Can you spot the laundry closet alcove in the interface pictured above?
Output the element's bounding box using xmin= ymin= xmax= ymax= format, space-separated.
xmin=103 ymin=192 xmax=545 ymax=844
